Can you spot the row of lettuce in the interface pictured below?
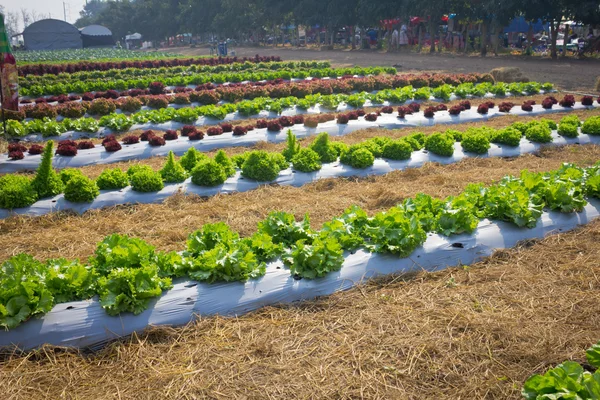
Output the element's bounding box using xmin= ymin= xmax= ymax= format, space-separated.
xmin=3 ymin=115 xmax=600 ymax=211
xmin=17 ymin=72 xmax=505 ymax=111
xmin=522 ymin=341 xmax=600 ymax=399
xmin=3 ymin=82 xmax=560 ymax=138
xmin=18 ymin=54 xmax=282 ymax=75
xmin=1 ymin=161 xmax=599 ymax=329
xmin=20 ymin=61 xmax=332 ymax=89
xmin=20 ymin=65 xmax=396 ymax=97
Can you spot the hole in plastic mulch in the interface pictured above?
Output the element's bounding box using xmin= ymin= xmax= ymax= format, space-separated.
xmin=451 ymin=243 xmax=464 ymax=249
xmin=184 ymin=283 xmax=198 ymax=288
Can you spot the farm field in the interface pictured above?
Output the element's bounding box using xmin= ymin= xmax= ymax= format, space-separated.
xmin=1 ymin=50 xmax=600 ymax=400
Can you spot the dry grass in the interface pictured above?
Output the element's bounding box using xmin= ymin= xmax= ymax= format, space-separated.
xmin=1 ymin=218 xmax=599 ymax=399
xmin=8 ymin=106 xmax=598 ymax=180
xmin=1 ymin=144 xmax=599 ymax=264
xmin=490 ymin=66 xmax=530 ymax=83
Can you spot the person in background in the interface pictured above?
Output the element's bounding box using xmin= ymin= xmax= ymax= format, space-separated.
xmin=399 ymin=25 xmax=409 ymax=50
xmin=391 ymin=27 xmax=399 ymax=51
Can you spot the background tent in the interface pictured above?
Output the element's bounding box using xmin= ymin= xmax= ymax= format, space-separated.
xmin=80 ymin=25 xmax=114 ymax=48
xmin=23 ymin=19 xmax=82 ymax=50
xmin=504 ymin=16 xmax=549 ymax=33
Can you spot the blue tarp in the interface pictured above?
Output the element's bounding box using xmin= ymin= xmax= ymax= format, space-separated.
xmin=504 ymin=17 xmax=549 ymax=33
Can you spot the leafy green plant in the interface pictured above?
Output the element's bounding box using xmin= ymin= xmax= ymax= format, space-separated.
xmin=382 ymin=140 xmax=413 ymax=160
xmin=96 ymin=168 xmax=130 ymax=190
xmin=425 ymin=133 xmax=455 ymax=156
xmin=160 ymin=151 xmax=188 ymax=183
xmin=284 ymin=237 xmax=344 ymax=279
xmin=129 ymin=169 xmax=164 ymax=192
xmin=310 ymin=133 xmax=339 ymax=163
xmin=179 ymin=147 xmax=207 ymax=172
xmin=241 ymin=150 xmax=281 ymax=181
xmin=45 ymin=258 xmax=98 ymax=304
xmin=292 ymin=148 xmax=322 ymax=172
xmin=31 ymin=142 xmax=64 ymax=199
xmin=186 ymin=222 xmax=240 ymax=256
xmin=187 ymin=242 xmax=265 ymax=283
xmin=558 ymin=123 xmax=579 ymax=138
xmin=98 ymin=266 xmax=172 ymax=316
xmin=461 ymin=133 xmax=490 ymax=154
xmin=191 ymin=160 xmax=227 ymax=187
xmin=491 ymin=127 xmax=523 ymax=146
xmin=525 ymin=122 xmax=553 ymax=143
xmin=282 ymin=130 xmax=300 ymax=161
xmin=257 ymin=211 xmax=313 ymax=246
xmin=214 ymin=150 xmax=236 ymax=177
xmin=522 ymin=341 xmax=600 ymax=400
xmin=340 ymin=146 xmax=375 ymax=169
xmin=0 ymin=175 xmax=38 ymax=209
xmin=59 ymin=168 xmax=85 ymax=185
xmin=582 ymin=116 xmax=600 ymax=135
xmin=0 ymin=254 xmax=54 ymax=329
xmin=64 ymin=175 xmax=100 ymax=203
xmin=363 ymin=208 xmax=427 ymax=256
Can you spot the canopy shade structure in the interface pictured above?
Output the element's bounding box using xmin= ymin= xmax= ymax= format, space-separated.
xmin=23 ymin=19 xmax=82 ymax=50
xmin=503 ymin=16 xmax=549 ymax=33
xmin=80 ymin=25 xmax=114 ymax=48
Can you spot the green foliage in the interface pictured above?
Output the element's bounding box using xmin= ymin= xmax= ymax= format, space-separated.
xmin=435 ymin=194 xmax=480 ymax=236
xmin=241 ymin=150 xmax=281 ymax=181
xmin=292 ymin=148 xmax=322 ymax=172
xmin=231 ymin=153 xmax=248 ymax=169
xmin=340 ymin=146 xmax=375 ymax=169
xmin=461 ymin=133 xmax=490 ymax=154
xmin=187 ymin=242 xmax=265 ymax=283
xmin=560 ymin=115 xmax=581 ymax=127
xmin=309 ymin=133 xmax=338 ymax=163
xmin=445 ymin=129 xmax=463 ymax=142
xmin=179 ymin=147 xmax=207 ymax=172
xmin=126 ymin=164 xmax=154 ymax=178
xmin=98 ymin=266 xmax=172 ymax=316
xmin=191 ymin=160 xmax=227 ymax=187
xmin=129 ymin=169 xmax=164 ymax=192
xmin=45 ymin=258 xmax=98 ymax=304
xmin=587 ymin=175 xmax=600 ymax=198
xmin=525 ymin=122 xmax=553 ymax=143
xmin=214 ymin=150 xmax=236 ymax=177
xmin=0 ymin=254 xmax=54 ymax=329
xmin=582 ymin=116 xmax=600 ymax=135
xmin=92 ymin=233 xmax=158 ymax=276
xmin=160 ymin=151 xmax=188 ymax=183
xmin=64 ymin=175 xmax=100 ymax=203
xmin=186 ymin=222 xmax=239 ymax=257
xmin=257 ymin=211 xmax=313 ymax=246
xmin=491 ymin=127 xmax=523 ymax=146
xmin=96 ymin=168 xmax=129 ymax=190
xmin=482 ymin=180 xmax=543 ymax=228
xmin=0 ymin=175 xmax=38 ymax=209
xmin=60 ymin=168 xmax=85 ymax=185
xmin=282 ymin=130 xmax=300 ymax=161
xmin=425 ymin=133 xmax=455 ymax=156
xmin=319 ymin=206 xmax=368 ymax=251
xmin=271 ymin=153 xmax=289 ymax=170
xmin=522 ymin=341 xmax=600 ymax=400
xmin=363 ymin=208 xmax=427 ymax=256
xmin=31 ymin=142 xmax=64 ymax=199
xmin=558 ymin=123 xmax=579 ymax=138
xmin=284 ymin=237 xmax=344 ymax=279
xmin=241 ymin=232 xmax=284 ymax=262
xmin=382 ymin=139 xmax=413 ymax=160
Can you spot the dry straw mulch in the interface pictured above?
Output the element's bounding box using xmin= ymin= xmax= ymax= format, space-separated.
xmin=1 ymin=144 xmax=599 ymax=264
xmin=1 ymin=217 xmax=599 ymax=399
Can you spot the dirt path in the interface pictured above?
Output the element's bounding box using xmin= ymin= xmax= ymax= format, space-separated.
xmin=176 ymin=46 xmax=600 ymax=92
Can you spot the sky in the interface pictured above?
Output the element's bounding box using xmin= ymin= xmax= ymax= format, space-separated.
xmin=2 ymin=0 xmax=87 ymax=29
